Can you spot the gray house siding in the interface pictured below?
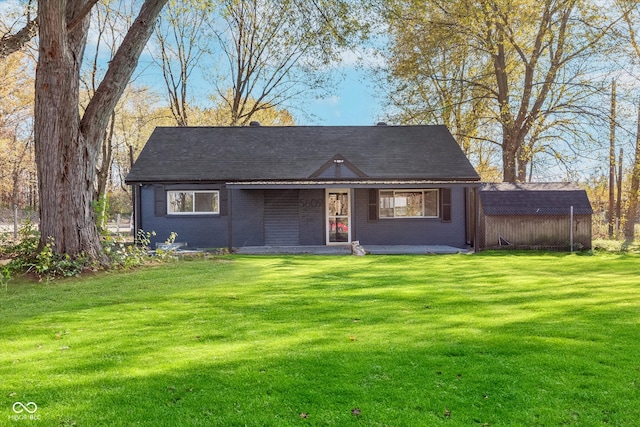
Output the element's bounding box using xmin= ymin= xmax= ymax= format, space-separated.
xmin=353 ymin=187 xmax=469 ymax=247
xmin=231 ymin=189 xmax=325 ymax=248
xmin=230 ymin=189 xmax=264 ymax=247
xmin=298 ymin=189 xmax=325 ymax=245
xmin=140 ymin=187 xmax=328 ymax=249
xmin=139 ymin=185 xmax=472 ymax=249
xmin=139 ymin=184 xmax=229 ymax=249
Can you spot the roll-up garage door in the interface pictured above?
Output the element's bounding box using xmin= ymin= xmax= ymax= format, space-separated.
xmin=264 ymin=190 xmax=300 ymax=246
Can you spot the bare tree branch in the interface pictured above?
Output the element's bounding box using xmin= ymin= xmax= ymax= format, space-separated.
xmin=0 ymin=17 xmax=38 ymax=58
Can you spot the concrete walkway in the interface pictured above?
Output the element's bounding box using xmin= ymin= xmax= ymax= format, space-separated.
xmin=235 ymin=245 xmax=471 ymax=255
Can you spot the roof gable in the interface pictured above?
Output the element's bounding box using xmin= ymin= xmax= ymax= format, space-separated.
xmin=480 ymin=183 xmax=593 ymax=215
xmin=309 ymin=154 xmax=368 ymax=179
xmin=125 ymin=125 xmax=480 ymax=183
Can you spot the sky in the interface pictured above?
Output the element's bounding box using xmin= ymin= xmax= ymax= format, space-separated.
xmin=3 ymin=0 xmax=629 ymax=181
xmin=131 ymin=43 xmax=384 ymax=128
xmin=131 ymin=55 xmax=383 ymax=127
xmin=298 ymin=69 xmax=382 ymax=126
xmin=0 ymin=0 xmax=385 ymax=126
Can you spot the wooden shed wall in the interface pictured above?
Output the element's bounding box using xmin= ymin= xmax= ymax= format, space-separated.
xmin=480 ymin=214 xmax=592 ymax=249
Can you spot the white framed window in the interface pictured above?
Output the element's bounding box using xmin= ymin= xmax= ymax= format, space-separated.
xmin=167 ymin=190 xmax=219 ymax=215
xmin=379 ymin=189 xmax=439 ymax=218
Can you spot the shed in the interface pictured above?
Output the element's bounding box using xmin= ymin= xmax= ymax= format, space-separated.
xmin=478 ymin=183 xmax=593 ymax=250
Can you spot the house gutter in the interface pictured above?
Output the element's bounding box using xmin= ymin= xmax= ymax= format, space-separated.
xmin=225 ymin=180 xmax=481 ymax=189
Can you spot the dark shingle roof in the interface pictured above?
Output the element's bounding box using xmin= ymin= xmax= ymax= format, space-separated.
xmin=480 ymin=183 xmax=593 ymax=215
xmin=125 ymin=125 xmax=480 ymax=183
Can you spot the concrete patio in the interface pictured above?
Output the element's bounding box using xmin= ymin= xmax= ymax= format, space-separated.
xmin=234 ymin=245 xmax=472 ymax=255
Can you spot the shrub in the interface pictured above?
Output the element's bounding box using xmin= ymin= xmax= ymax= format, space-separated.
xmin=0 ymin=265 xmax=10 ymax=291
xmin=103 ymin=230 xmax=154 ymax=269
xmin=153 ymin=231 xmax=179 ymax=260
xmin=5 ymin=236 xmax=90 ymax=282
xmin=1 ymin=222 xmax=181 ymax=281
xmin=6 ymin=219 xmax=38 ymax=258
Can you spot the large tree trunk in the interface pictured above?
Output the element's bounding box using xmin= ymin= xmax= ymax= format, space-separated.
xmin=501 ymin=127 xmax=520 ymax=182
xmin=502 ymin=145 xmax=518 ymax=182
xmin=502 ymin=131 xmax=530 ymax=183
xmin=96 ymin=112 xmax=116 ymax=201
xmin=35 ymin=0 xmax=99 ymax=259
xmin=34 ymin=0 xmax=167 ymax=264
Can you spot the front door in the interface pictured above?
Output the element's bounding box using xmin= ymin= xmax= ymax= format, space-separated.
xmin=326 ymin=189 xmax=351 ymax=244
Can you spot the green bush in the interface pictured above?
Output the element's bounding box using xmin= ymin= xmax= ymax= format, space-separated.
xmin=5 ymin=219 xmax=38 ymax=257
xmin=0 ymin=222 xmax=179 ymax=281
xmin=92 ymin=193 xmax=110 ymax=234
xmin=103 ymin=230 xmax=154 ymax=269
xmin=5 ymin=236 xmax=90 ymax=282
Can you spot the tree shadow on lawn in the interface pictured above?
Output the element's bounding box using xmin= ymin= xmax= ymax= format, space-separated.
xmin=3 ymin=296 xmax=639 ymax=423
xmin=2 ymin=255 xmax=640 ymax=425
xmin=6 ymin=331 xmax=639 ymax=427
xmin=0 ymin=258 xmax=237 ymax=320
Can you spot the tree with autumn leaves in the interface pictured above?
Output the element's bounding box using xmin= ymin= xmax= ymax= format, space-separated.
xmin=378 ymin=0 xmax=640 ymax=237
xmin=380 ymin=0 xmax=618 ymax=183
xmin=0 ymin=50 xmax=35 ymax=210
xmin=4 ymin=0 xmax=640 ymax=266
xmin=0 ymin=0 xmax=364 ymax=265
xmin=1 ymin=0 xmax=168 ymax=263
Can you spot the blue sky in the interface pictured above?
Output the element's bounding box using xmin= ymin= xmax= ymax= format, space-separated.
xmin=299 ymin=69 xmax=383 ymax=126
xmin=0 ymin=0 xmax=384 ymax=127
xmin=132 ymin=48 xmax=384 ymax=127
xmin=132 ymin=58 xmax=382 ymax=126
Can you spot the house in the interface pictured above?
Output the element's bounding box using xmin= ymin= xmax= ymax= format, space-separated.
xmin=478 ymin=182 xmax=593 ymax=250
xmin=125 ymin=124 xmax=481 ymax=251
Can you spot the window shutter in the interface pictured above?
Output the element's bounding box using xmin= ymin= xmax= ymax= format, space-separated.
xmin=154 ymin=185 xmax=166 ymax=216
xmin=368 ymin=189 xmax=378 ymax=221
xmin=219 ymin=187 xmax=228 ymax=216
xmin=441 ymin=188 xmax=451 ymax=222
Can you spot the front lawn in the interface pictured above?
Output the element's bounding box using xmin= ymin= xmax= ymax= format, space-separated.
xmin=1 ymin=252 xmax=639 ymax=426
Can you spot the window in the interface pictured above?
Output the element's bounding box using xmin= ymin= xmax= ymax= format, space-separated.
xmin=168 ymin=190 xmax=219 ymax=214
xmin=379 ymin=190 xmax=439 ymax=218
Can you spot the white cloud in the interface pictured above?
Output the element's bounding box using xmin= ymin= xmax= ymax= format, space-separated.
xmin=315 ymin=95 xmax=341 ymax=106
xmin=337 ymin=46 xmax=386 ymax=69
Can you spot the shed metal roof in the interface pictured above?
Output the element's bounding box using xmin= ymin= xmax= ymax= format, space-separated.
xmin=480 ymin=183 xmax=593 ymax=215
xmin=125 ymin=125 xmax=480 ymax=184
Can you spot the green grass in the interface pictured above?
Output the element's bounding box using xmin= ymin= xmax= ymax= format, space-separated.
xmin=1 ymin=252 xmax=639 ymax=426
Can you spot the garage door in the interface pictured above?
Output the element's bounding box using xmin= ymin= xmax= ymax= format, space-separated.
xmin=264 ymin=190 xmax=300 ymax=246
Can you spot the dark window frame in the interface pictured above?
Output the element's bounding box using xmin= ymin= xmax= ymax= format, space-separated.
xmin=378 ymin=189 xmax=440 ymax=219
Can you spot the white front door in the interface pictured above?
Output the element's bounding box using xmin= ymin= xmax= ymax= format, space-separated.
xmin=326 ymin=189 xmax=351 ymax=244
